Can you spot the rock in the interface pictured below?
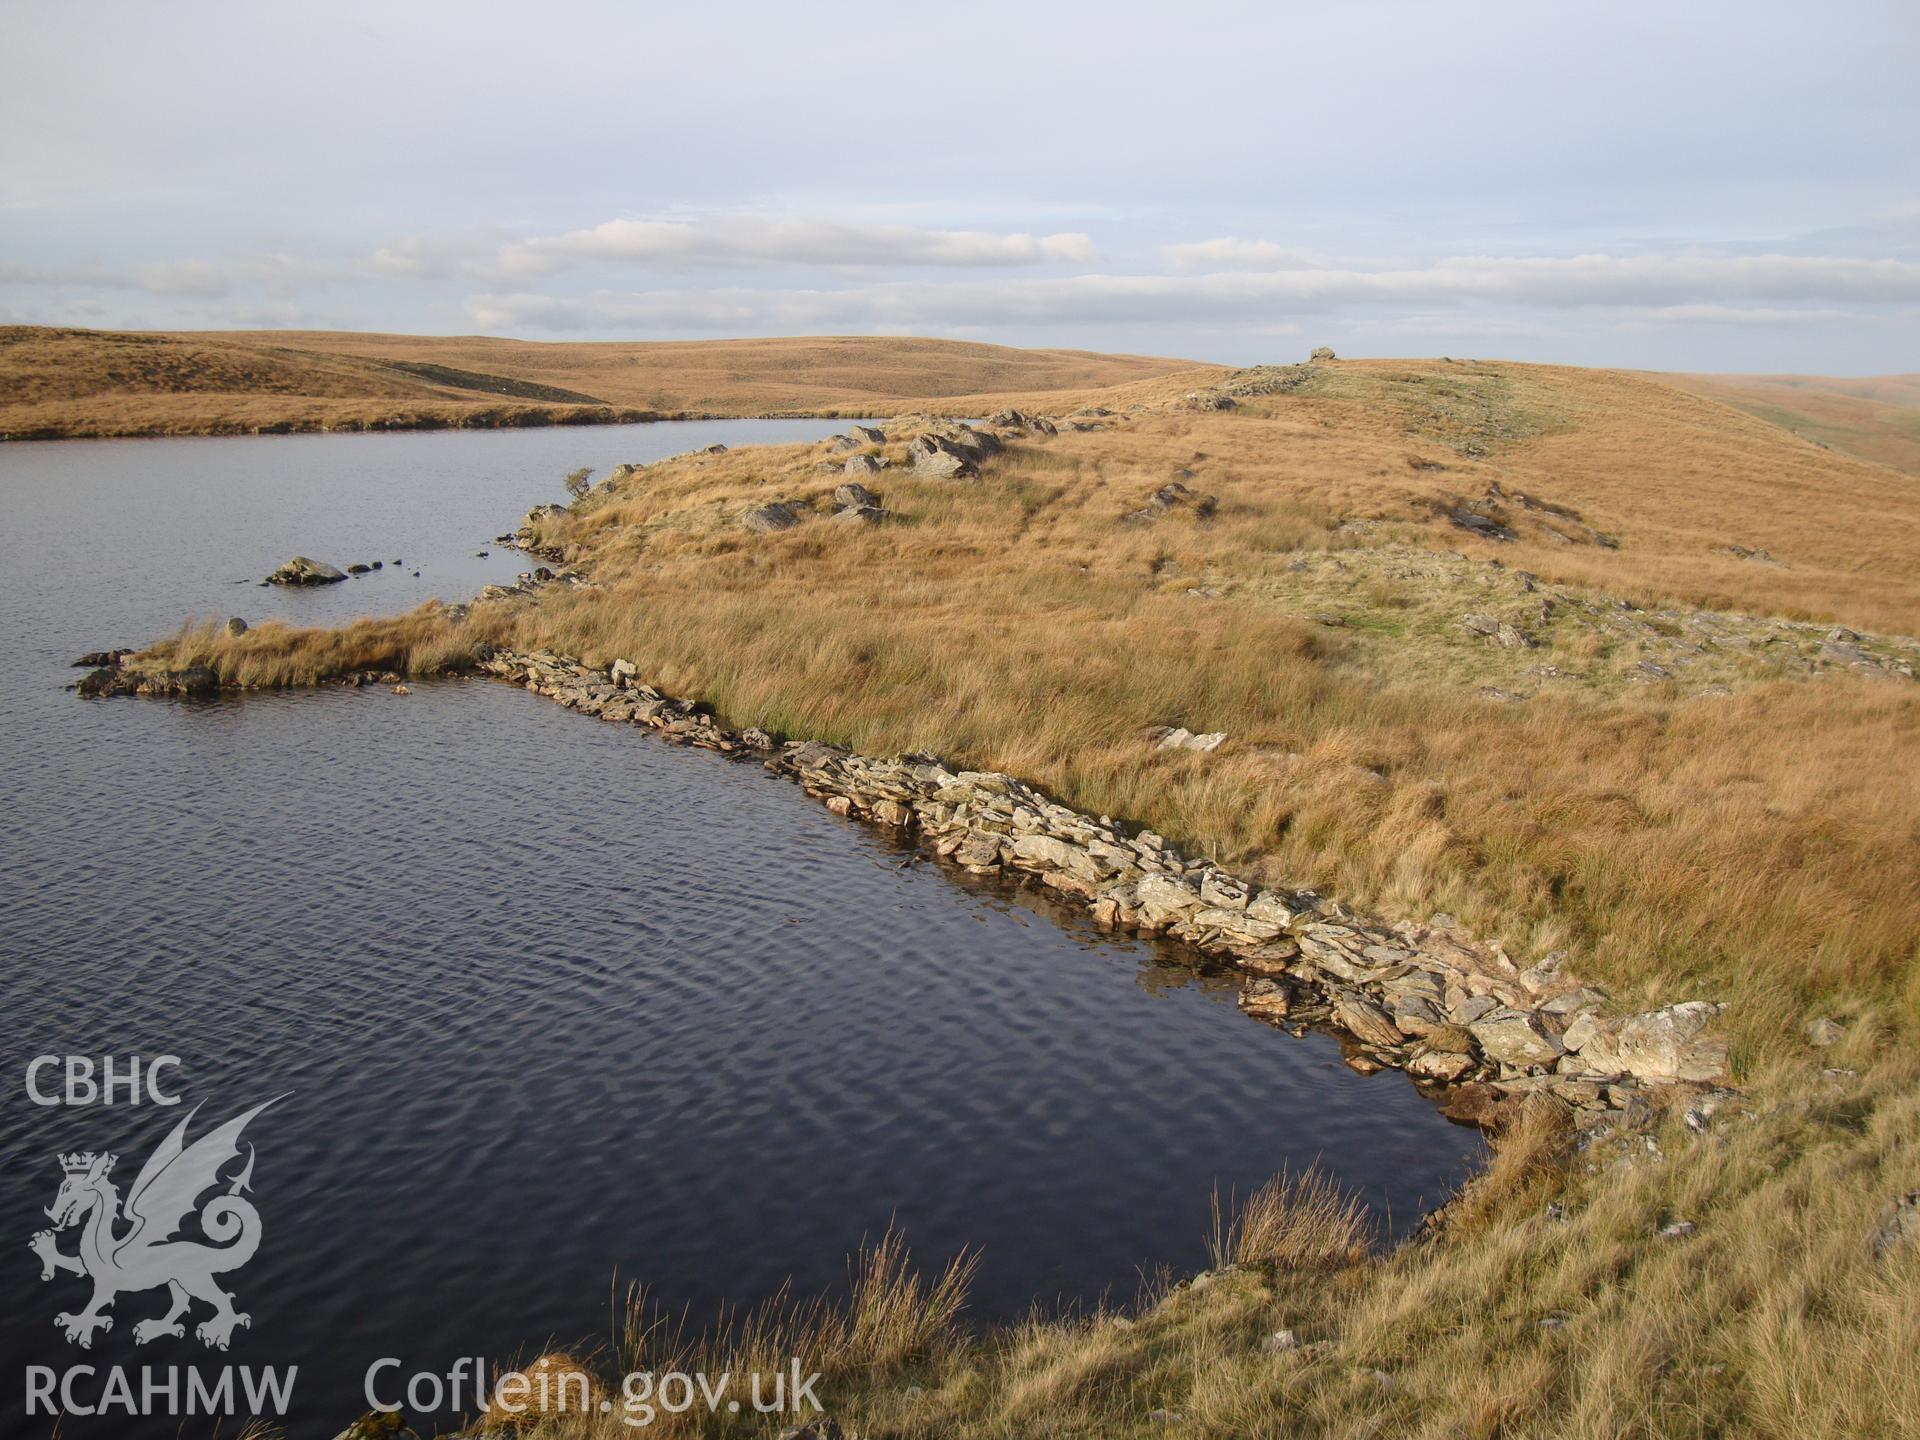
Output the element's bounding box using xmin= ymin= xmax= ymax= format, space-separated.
xmin=1868 ymin=1192 xmax=1919 ymax=1257
xmin=742 ymin=502 xmax=803 ymax=534
xmin=391 ymin=683 xmax=411 ymax=695
xmin=1659 ymin=1221 xmax=1697 ymax=1241
xmin=776 ymin=1419 xmax=843 ymax=1440
xmin=1151 ymin=727 xmax=1228 ymax=753
xmin=834 ymin=482 xmax=881 ymax=510
xmin=833 ymin=504 xmax=890 ymax=525
xmin=346 ymin=563 xmax=372 ymax=574
xmin=828 ymin=434 xmax=862 ymax=453
xmin=1309 ymin=346 xmax=1336 ymax=361
xmin=909 ymin=433 xmax=979 ymax=479
xmin=849 ymin=424 xmax=887 ymax=444
xmin=704 ymin=443 xmax=728 ymax=454
xmin=72 ymin=649 xmax=133 ymax=668
xmin=1804 ymin=1017 xmax=1845 ymax=1048
xmin=1238 ymin=978 xmax=1294 ymax=1020
xmin=1573 ymin=1002 xmax=1727 ymax=1083
xmin=1010 ymin=833 xmax=1101 ymax=883
xmin=1183 ymin=390 xmax=1235 ymax=411
xmin=843 ymin=453 xmax=882 ymax=476
xmin=1438 ymin=1081 xmax=1515 ymax=1128
xmin=224 ymin=617 xmax=248 ymax=636
xmin=610 ymin=659 xmax=638 ymax=686
xmin=1447 ymin=509 xmax=1516 ymax=542
xmin=1334 ymin=992 xmax=1404 ymax=1049
xmin=266 ymin=556 xmax=347 ymax=586
xmin=1470 ymin=1011 xmax=1566 ymax=1068
xmin=1260 ymin=1328 xmax=1299 ymax=1355
xmin=1409 ymin=1048 xmax=1475 ymax=1082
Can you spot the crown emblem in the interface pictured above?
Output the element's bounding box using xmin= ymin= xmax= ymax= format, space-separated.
xmin=59 ymin=1151 xmax=111 ymax=1175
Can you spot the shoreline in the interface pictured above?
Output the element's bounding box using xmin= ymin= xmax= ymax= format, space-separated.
xmin=0 ymin=405 xmax=893 ymax=445
xmin=72 ymin=636 xmax=1728 ymax=1132
xmin=473 ymin=645 xmax=1728 ymax=1132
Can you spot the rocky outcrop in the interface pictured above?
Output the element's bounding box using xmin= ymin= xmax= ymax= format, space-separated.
xmin=910 ymin=434 xmax=979 ymax=479
xmin=265 ymin=556 xmax=346 ymax=586
xmin=476 ymin=647 xmax=1731 ymax=1126
xmin=1124 ymin=480 xmax=1216 ymax=525
xmin=742 ymin=502 xmax=804 ymax=534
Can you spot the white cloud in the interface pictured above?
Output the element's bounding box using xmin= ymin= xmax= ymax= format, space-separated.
xmin=493 ymin=217 xmax=1098 ymax=278
xmin=1162 ymin=239 xmax=1339 ymax=272
xmin=463 ymin=252 xmax=1920 ymax=337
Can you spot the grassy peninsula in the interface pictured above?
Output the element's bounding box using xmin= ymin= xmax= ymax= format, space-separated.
xmin=125 ymin=353 xmax=1920 ymax=1437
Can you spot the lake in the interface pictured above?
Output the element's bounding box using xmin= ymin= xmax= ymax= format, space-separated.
xmin=0 ymin=421 xmax=1484 ymax=1438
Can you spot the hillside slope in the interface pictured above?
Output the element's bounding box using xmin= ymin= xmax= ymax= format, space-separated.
xmin=1661 ymin=370 xmax=1920 ymax=477
xmin=123 ymin=355 xmax=1920 ymax=1438
xmin=0 ymin=325 xmax=1215 ymax=440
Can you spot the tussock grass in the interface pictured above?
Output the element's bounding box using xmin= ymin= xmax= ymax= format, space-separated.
xmin=137 ymin=359 xmax=1920 ymax=1437
xmin=145 ymin=608 xmax=481 ymax=686
xmin=1208 ymin=1168 xmax=1373 ymax=1271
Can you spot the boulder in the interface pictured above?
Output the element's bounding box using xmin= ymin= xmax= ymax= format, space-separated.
xmin=1310 ymin=346 xmax=1337 ymax=362
xmin=1334 ymin=992 xmax=1404 ymax=1049
xmin=909 ymin=434 xmax=979 ymax=479
xmin=828 ymin=434 xmax=862 ymax=454
xmin=266 ymin=556 xmax=347 ymax=586
xmin=832 ymin=505 xmax=890 ymax=525
xmin=843 ymin=453 xmax=882 ymax=476
xmin=1238 ymin=978 xmax=1293 ymax=1020
xmin=1150 ymin=726 xmax=1228 ymax=753
xmin=1804 ymin=1017 xmax=1845 ymax=1048
xmin=848 ymin=424 xmax=887 ymax=445
xmin=1869 ymin=1192 xmax=1920 ymax=1258
xmin=1469 ymin=1011 xmax=1566 ymax=1068
xmin=1569 ymin=1001 xmax=1727 ymax=1083
xmin=224 ymin=617 xmax=248 ymax=637
xmin=1409 ymin=1048 xmax=1475 ymax=1082
xmin=742 ymin=503 xmax=803 ymax=534
xmin=834 ymin=482 xmax=881 ymax=510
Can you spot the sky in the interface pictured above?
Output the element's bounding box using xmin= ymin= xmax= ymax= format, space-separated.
xmin=2 ymin=0 xmax=1916 ymax=372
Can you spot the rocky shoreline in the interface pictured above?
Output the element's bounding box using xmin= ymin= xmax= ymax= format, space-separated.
xmin=476 ymin=646 xmax=1729 ymax=1131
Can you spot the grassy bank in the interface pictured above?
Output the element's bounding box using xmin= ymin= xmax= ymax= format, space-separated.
xmin=133 ymin=356 xmax=1920 ymax=1435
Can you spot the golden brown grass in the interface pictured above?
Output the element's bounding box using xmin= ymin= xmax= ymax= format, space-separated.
xmin=146 ymin=360 xmax=1920 ymax=1057
xmin=133 ymin=357 xmax=1920 ymax=1439
xmin=0 ymin=325 xmax=1215 ymax=439
xmin=1663 ymin=371 xmax=1920 ymax=477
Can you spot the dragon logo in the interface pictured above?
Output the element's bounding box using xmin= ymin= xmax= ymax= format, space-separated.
xmin=29 ymin=1098 xmax=282 ymax=1351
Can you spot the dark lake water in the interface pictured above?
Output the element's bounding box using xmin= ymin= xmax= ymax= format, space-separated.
xmin=0 ymin=422 xmax=1484 ymax=1438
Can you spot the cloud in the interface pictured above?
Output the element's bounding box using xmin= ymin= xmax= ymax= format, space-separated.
xmin=135 ymin=260 xmax=229 ymax=298
xmin=1163 ymin=238 xmax=1339 ymax=272
xmin=492 ymin=217 xmax=1098 ymax=278
xmin=464 ymin=252 xmax=1920 ymax=337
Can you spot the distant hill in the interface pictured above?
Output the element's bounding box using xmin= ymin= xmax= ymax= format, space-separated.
xmin=1661 ymin=371 xmax=1920 ymax=477
xmin=0 ymin=326 xmax=1219 ymax=440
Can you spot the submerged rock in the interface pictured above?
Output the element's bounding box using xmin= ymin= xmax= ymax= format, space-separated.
xmin=265 ymin=556 xmax=347 ymax=586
